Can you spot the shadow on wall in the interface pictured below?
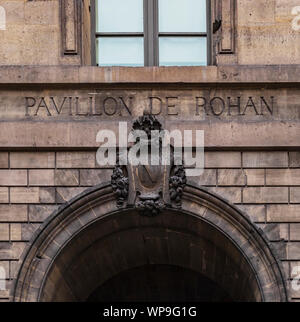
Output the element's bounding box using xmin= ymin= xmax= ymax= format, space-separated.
xmin=0 ymin=6 xmax=6 ymax=30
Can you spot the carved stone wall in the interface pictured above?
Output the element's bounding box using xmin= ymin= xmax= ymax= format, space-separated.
xmin=0 ymin=0 xmax=299 ymax=65
xmin=0 ymin=148 xmax=298 ymax=301
xmin=0 ymin=0 xmax=299 ymax=304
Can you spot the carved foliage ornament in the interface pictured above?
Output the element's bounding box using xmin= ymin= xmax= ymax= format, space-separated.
xmin=111 ymin=165 xmax=129 ymax=208
xmin=111 ymin=113 xmax=186 ymax=216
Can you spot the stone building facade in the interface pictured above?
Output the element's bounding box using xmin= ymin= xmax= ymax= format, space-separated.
xmin=0 ymin=0 xmax=299 ymax=302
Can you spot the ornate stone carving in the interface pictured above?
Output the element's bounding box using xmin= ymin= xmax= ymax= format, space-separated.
xmin=136 ymin=199 xmax=166 ymax=217
xmin=132 ymin=113 xmax=162 ymax=137
xmin=111 ymin=164 xmax=128 ymax=207
xmin=169 ymin=165 xmax=187 ymax=208
xmin=111 ymin=112 xmax=186 ymax=216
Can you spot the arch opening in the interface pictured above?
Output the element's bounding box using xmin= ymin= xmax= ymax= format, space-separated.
xmin=87 ymin=264 xmax=233 ymax=302
xmin=39 ymin=209 xmax=260 ymax=302
xmin=13 ymin=184 xmax=287 ymax=302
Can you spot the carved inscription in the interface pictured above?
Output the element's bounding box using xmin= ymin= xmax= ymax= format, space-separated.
xmin=24 ymin=95 xmax=275 ymax=118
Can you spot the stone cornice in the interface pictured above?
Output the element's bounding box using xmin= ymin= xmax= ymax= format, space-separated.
xmin=0 ymin=65 xmax=299 ymax=85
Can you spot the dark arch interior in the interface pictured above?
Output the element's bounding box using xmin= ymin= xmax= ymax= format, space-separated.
xmin=87 ymin=264 xmax=232 ymax=302
xmin=39 ymin=210 xmax=261 ymax=302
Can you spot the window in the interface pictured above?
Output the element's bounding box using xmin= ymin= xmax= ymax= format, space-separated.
xmin=93 ymin=0 xmax=210 ymax=66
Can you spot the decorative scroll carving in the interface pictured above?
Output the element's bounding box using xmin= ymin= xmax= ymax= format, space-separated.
xmin=111 ymin=112 xmax=186 ymax=216
xmin=61 ymin=0 xmax=81 ymax=55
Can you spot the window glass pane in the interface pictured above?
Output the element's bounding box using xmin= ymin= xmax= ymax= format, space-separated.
xmin=97 ymin=37 xmax=144 ymax=66
xmin=159 ymin=0 xmax=206 ymax=32
xmin=159 ymin=37 xmax=207 ymax=66
xmin=96 ymin=0 xmax=143 ymax=32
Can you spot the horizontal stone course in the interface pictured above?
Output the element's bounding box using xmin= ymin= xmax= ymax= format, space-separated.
xmin=244 ymin=169 xmax=265 ymax=186
xmin=236 ymin=204 xmax=266 ymax=223
xmin=205 ymin=152 xmax=241 ymax=168
xmin=0 ymin=121 xmax=299 ymax=148
xmin=0 ymin=205 xmax=27 ymax=222
xmin=10 ymin=224 xmax=22 ymax=241
xmin=80 ymin=169 xmax=113 ymax=186
xmin=10 ymin=152 xmax=55 ymax=169
xmin=290 ymin=188 xmax=300 ymax=203
xmin=29 ymin=170 xmax=54 ymax=186
xmin=54 ymin=170 xmax=79 ymax=186
xmin=290 ymin=261 xmax=300 ymax=279
xmin=186 ymin=169 xmax=216 ymax=187
xmin=0 ymin=153 xmax=8 ymax=169
xmin=266 ymin=169 xmax=300 ymax=186
xmin=56 ymin=152 xmax=96 ymax=168
xmin=29 ymin=169 xmax=79 ymax=186
xmin=256 ymin=223 xmax=288 ymax=241
xmin=267 ymin=205 xmax=300 ymax=223
xmin=290 ymin=152 xmax=300 ymax=168
xmin=0 ymin=242 xmax=26 ymax=260
xmin=0 ymin=261 xmax=9 ymax=280
xmin=10 ymin=188 xmax=39 ymax=204
xmin=218 ymin=169 xmax=245 ymax=186
xmin=290 ymin=224 xmax=300 ymax=241
xmin=56 ymin=187 xmax=88 ymax=204
xmin=0 ymin=188 xmax=9 ymax=203
xmin=287 ymin=243 xmax=300 ymax=260
xmin=21 ymin=223 xmax=40 ymax=241
xmin=1 ymin=66 xmax=300 ymax=84
xmin=243 ymin=187 xmax=288 ymax=204
xmin=243 ymin=152 xmax=288 ymax=168
xmin=0 ymin=224 xmax=9 ymax=241
xmin=0 ymin=170 xmax=27 ymax=186
xmin=10 ymin=187 xmax=55 ymax=204
xmin=28 ymin=205 xmax=58 ymax=223
xmin=207 ymin=187 xmax=241 ymax=204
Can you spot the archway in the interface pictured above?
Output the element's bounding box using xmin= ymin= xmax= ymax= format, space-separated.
xmin=12 ymin=183 xmax=287 ymax=302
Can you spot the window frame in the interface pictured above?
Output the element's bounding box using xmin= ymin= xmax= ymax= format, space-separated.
xmin=91 ymin=0 xmax=212 ymax=67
